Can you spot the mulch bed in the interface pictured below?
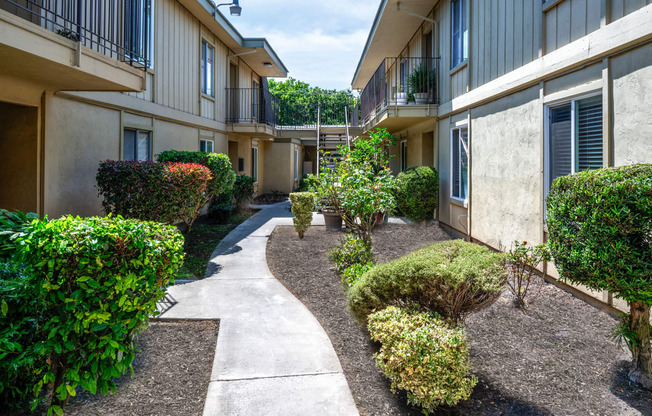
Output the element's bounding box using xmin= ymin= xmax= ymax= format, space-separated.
xmin=266 ymin=224 xmax=652 ymax=416
xmin=65 ymin=320 xmax=218 ymax=416
xmin=253 ymin=193 xmax=289 ymax=205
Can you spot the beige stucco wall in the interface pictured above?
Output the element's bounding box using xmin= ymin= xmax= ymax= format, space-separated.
xmin=611 ymin=43 xmax=652 ymax=166
xmin=470 ymin=86 xmax=543 ymax=250
xmin=261 ymin=141 xmax=294 ymax=194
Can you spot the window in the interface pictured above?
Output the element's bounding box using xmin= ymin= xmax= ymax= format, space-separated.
xmin=294 ymin=148 xmax=299 ymax=180
xmin=451 ymin=0 xmax=468 ymax=68
xmin=252 ymin=80 xmax=260 ymax=120
xmin=451 ymin=126 xmax=469 ymax=200
xmin=200 ymin=139 xmax=214 ymax=153
xmin=201 ymin=40 xmax=215 ymax=97
xmin=124 ymin=0 xmax=153 ymax=67
xmin=400 ymin=140 xmax=408 ymax=172
xmin=546 ymin=94 xmax=603 ymax=196
xmin=123 ymin=128 xmax=152 ymax=161
xmin=251 ymin=147 xmax=259 ymax=183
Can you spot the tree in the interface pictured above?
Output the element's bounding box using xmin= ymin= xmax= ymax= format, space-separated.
xmin=546 ymin=164 xmax=652 ymax=389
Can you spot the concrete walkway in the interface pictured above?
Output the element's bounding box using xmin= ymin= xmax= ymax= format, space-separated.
xmin=158 ymin=202 xmax=359 ymax=416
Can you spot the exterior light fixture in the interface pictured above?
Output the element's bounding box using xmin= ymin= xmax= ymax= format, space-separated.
xmin=263 ymin=62 xmax=273 ymax=68
xmin=215 ymin=0 xmax=241 ymax=16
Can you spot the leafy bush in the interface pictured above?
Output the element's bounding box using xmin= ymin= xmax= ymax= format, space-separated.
xmin=97 ymin=161 xmax=212 ymax=230
xmin=506 ymin=241 xmax=550 ymax=308
xmin=233 ymin=175 xmax=256 ymax=208
xmin=0 ymin=209 xmax=39 ymax=255
xmin=547 ymin=164 xmax=652 ymax=388
xmin=1 ymin=215 xmax=184 ymax=413
xmin=157 ymin=150 xmax=236 ymax=201
xmin=289 ymin=192 xmax=315 ymax=239
xmin=328 ymin=233 xmax=374 ymax=275
xmin=348 ymin=239 xmax=507 ymax=325
xmin=341 ymin=263 xmax=373 ymax=287
xmin=368 ymin=306 xmax=476 ymax=412
xmin=395 ymin=166 xmax=439 ymax=222
xmin=298 ymin=174 xmax=319 ymax=192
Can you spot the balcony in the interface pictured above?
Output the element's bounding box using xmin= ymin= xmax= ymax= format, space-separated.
xmin=360 ymin=56 xmax=440 ymax=132
xmin=0 ymin=0 xmax=150 ymax=92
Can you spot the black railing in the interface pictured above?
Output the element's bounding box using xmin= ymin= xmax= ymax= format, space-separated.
xmin=226 ymin=89 xmax=360 ymax=129
xmin=2 ymin=0 xmax=151 ymax=68
xmin=360 ymin=56 xmax=440 ymax=125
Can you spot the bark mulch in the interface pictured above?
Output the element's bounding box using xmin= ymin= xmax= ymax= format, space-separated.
xmin=266 ymin=224 xmax=652 ymax=416
xmin=65 ymin=320 xmax=218 ymax=416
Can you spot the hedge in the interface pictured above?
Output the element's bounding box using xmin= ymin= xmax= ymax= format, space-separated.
xmin=395 ymin=166 xmax=439 ymax=222
xmin=0 ymin=215 xmax=184 ymax=413
xmin=97 ymin=161 xmax=212 ymax=230
xmin=348 ymin=239 xmax=507 ymax=324
xmin=368 ymin=306 xmax=476 ymax=412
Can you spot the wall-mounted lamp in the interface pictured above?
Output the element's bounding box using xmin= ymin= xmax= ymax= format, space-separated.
xmin=215 ymin=0 xmax=242 ymax=16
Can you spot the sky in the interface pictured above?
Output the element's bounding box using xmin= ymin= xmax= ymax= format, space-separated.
xmin=225 ymin=0 xmax=380 ymax=91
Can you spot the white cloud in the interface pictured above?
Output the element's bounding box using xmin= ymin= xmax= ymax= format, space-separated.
xmin=227 ymin=0 xmax=379 ymax=90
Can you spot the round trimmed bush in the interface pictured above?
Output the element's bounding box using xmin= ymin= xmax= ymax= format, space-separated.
xmin=347 ymin=239 xmax=507 ymax=324
xmin=368 ymin=306 xmax=476 ymax=412
xmin=547 ymin=164 xmax=652 ymax=388
xmin=395 ymin=166 xmax=439 ymax=222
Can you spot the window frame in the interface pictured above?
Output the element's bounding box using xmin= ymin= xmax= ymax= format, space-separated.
xmin=124 ymin=0 xmax=154 ymax=68
xmin=251 ymin=146 xmax=259 ymax=183
xmin=450 ymin=0 xmax=468 ymax=69
xmin=544 ymin=91 xmax=603 ymax=199
xmin=400 ymin=140 xmax=408 ymax=172
xmin=201 ymin=39 xmax=215 ymax=97
xmin=122 ymin=128 xmax=152 ymax=161
xmin=200 ymin=139 xmax=214 ymax=153
xmin=450 ymin=125 xmax=469 ymax=202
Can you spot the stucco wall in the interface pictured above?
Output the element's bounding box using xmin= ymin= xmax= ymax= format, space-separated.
xmin=152 ymin=119 xmax=200 ymax=158
xmin=0 ymin=102 xmax=38 ymax=213
xmin=611 ymin=43 xmax=652 ymax=166
xmin=261 ymin=141 xmax=293 ymax=194
xmin=470 ymin=86 xmax=543 ymax=250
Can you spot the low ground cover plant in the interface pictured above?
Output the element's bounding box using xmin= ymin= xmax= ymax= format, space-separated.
xmin=348 ymin=239 xmax=507 ymax=325
xmin=97 ymin=161 xmax=212 ymax=231
xmin=289 ymin=192 xmax=315 ymax=239
xmin=0 ymin=214 xmax=184 ymax=414
xmin=547 ymin=163 xmax=652 ymax=389
xmin=368 ymin=306 xmax=476 ymax=413
xmin=506 ymin=240 xmax=550 ymax=308
xmin=395 ymin=166 xmax=439 ymax=223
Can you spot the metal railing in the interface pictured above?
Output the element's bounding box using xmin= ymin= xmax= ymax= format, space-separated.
xmin=226 ymin=89 xmax=360 ymax=130
xmin=360 ymin=56 xmax=440 ymax=125
xmin=2 ymin=0 xmax=151 ymax=68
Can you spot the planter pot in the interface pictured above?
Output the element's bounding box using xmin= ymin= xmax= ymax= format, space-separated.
xmin=414 ymin=92 xmax=429 ymax=105
xmin=374 ymin=212 xmax=385 ymax=229
xmin=394 ymin=92 xmax=407 ymax=105
xmin=323 ymin=210 xmax=343 ymax=231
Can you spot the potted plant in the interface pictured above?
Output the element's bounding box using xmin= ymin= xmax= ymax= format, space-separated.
xmin=394 ymin=84 xmax=407 ymax=105
xmin=408 ymin=64 xmax=436 ymax=105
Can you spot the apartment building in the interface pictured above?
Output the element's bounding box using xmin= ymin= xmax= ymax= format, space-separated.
xmin=353 ymin=0 xmax=652 ymax=309
xmin=0 ymin=0 xmax=307 ymax=218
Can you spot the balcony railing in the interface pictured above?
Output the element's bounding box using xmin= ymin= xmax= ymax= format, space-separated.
xmin=360 ymin=56 xmax=440 ymax=125
xmin=2 ymin=0 xmax=151 ymax=68
xmin=226 ymin=89 xmax=360 ymax=130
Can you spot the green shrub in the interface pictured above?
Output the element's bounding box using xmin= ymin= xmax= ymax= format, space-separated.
xmin=298 ymin=174 xmax=319 ymax=192
xmin=395 ymin=166 xmax=439 ymax=222
xmin=368 ymin=306 xmax=476 ymax=413
xmin=1 ymin=216 xmax=184 ymax=413
xmin=547 ymin=164 xmax=652 ymax=388
xmin=348 ymin=239 xmax=507 ymax=324
xmin=157 ymin=150 xmax=236 ymax=201
xmin=328 ymin=233 xmax=375 ymax=274
xmin=341 ymin=263 xmax=373 ymax=287
xmin=0 ymin=210 xmax=39 ymax=256
xmin=97 ymin=161 xmax=212 ymax=230
xmin=506 ymin=240 xmax=550 ymax=308
xmin=289 ymin=192 xmax=315 ymax=239
xmin=233 ymin=175 xmax=256 ymax=208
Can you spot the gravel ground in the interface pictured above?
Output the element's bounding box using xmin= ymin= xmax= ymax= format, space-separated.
xmin=65 ymin=320 xmax=218 ymax=416
xmin=266 ymin=224 xmax=652 ymax=416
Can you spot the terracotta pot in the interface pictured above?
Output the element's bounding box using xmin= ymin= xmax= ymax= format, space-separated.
xmin=323 ymin=210 xmax=343 ymax=231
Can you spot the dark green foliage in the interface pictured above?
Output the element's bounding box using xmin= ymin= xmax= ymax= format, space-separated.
xmin=546 ymin=164 xmax=652 ymax=305
xmin=232 ymin=175 xmax=256 ymax=208
xmin=289 ymin=192 xmax=315 ymax=239
xmin=298 ymin=174 xmax=319 ymax=192
xmin=0 ymin=215 xmax=184 ymax=413
xmin=96 ymin=161 xmax=213 ymax=230
xmin=368 ymin=306 xmax=476 ymax=413
xmin=157 ymin=150 xmax=236 ymax=200
xmin=0 ymin=209 xmax=39 ymax=255
xmin=328 ymin=234 xmax=375 ymax=275
xmin=348 ymin=240 xmax=507 ymax=324
xmin=395 ymin=166 xmax=439 ymax=222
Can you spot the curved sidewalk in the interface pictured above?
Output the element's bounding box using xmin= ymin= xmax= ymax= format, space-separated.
xmin=159 ymin=202 xmax=359 ymax=416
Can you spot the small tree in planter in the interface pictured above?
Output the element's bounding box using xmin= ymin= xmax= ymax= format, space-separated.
xmin=547 ymin=164 xmax=652 ymax=389
xmin=318 ymin=128 xmax=396 ymax=245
